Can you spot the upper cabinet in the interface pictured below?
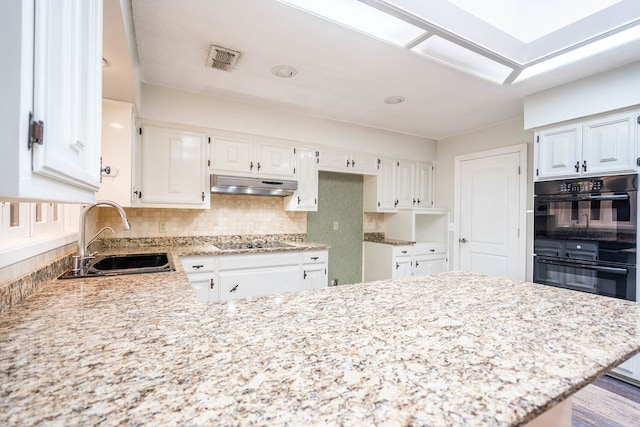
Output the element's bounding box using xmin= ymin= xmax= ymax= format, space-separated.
xmin=97 ymin=99 xmax=135 ymax=206
xmin=318 ymin=149 xmax=379 ymax=175
xmin=211 ymin=135 xmax=295 ymax=178
xmin=534 ymin=110 xmax=638 ymax=181
xmin=284 ymin=147 xmax=319 ymax=211
xmin=0 ymin=0 xmax=103 ymax=203
xmin=133 ymin=123 xmax=209 ymax=209
xmin=364 ymin=159 xmax=435 ymax=212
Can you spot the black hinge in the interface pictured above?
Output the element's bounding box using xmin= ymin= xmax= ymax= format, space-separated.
xmin=28 ymin=112 xmax=44 ymax=149
xmin=139 ymin=128 xmax=142 ymax=135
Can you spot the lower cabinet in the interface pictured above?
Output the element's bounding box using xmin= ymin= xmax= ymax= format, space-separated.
xmin=363 ymin=242 xmax=448 ymax=281
xmin=301 ymin=251 xmax=328 ymax=290
xmin=610 ymin=354 xmax=640 ymax=386
xmin=181 ymin=250 xmax=328 ymax=302
xmin=181 ymin=255 xmax=218 ymax=301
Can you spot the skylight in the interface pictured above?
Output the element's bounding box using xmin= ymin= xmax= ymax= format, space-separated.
xmin=278 ymin=0 xmax=640 ymax=85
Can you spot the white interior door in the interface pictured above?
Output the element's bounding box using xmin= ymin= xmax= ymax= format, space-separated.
xmin=456 ymin=147 xmax=525 ymax=280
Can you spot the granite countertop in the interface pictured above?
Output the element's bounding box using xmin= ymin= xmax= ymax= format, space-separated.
xmin=1 ymin=269 xmax=639 ymax=426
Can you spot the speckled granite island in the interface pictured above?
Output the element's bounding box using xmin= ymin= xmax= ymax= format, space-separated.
xmin=1 ymin=267 xmax=639 ymax=426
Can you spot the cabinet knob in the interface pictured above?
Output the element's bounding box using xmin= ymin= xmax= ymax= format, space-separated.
xmin=575 ymin=161 xmax=580 ymax=172
xmin=311 ymin=256 xmax=319 ymax=260
xmin=459 ymin=237 xmax=468 ymax=243
xmin=582 ymin=160 xmax=587 ymax=172
xmin=250 ymin=161 xmax=254 ymax=171
xmin=230 ymin=284 xmax=239 ymax=293
xmin=303 ymin=270 xmax=307 ymax=279
xmin=210 ymin=279 xmax=215 ymax=289
xmin=395 ymin=262 xmax=399 ymax=270
xmin=257 ymin=162 xmax=261 ymax=171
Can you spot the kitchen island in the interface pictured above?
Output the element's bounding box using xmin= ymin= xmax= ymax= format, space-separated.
xmin=1 ymin=266 xmax=639 ymax=426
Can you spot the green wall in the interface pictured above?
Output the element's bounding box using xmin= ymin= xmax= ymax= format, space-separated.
xmin=307 ymin=171 xmax=363 ymax=286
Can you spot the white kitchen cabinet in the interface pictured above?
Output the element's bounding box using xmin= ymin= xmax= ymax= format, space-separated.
xmin=318 ymin=148 xmax=379 ymax=175
xmin=363 ymin=242 xmax=414 ymax=281
xmin=218 ymin=252 xmax=301 ymax=301
xmin=211 ymin=135 xmax=295 ymax=178
xmin=413 ymin=243 xmax=448 ymax=276
xmin=183 ymin=250 xmax=329 ymax=302
xmin=97 ymin=99 xmax=135 ymax=206
xmin=181 ymin=255 xmax=218 ymax=302
xmin=582 ymin=111 xmax=638 ymax=175
xmin=0 ymin=0 xmax=103 ymax=203
xmin=415 ymin=162 xmax=435 ymax=208
xmin=284 ymin=148 xmax=319 ymax=211
xmin=611 ymin=354 xmax=640 ymax=386
xmin=133 ymin=123 xmax=209 ymax=209
xmin=364 ymin=159 xmax=435 ymax=213
xmin=301 ymin=250 xmax=328 ymax=290
xmin=534 ymin=110 xmax=638 ymax=181
xmin=396 ymin=161 xmax=416 ymax=208
xmin=363 ymin=157 xmax=397 ymax=212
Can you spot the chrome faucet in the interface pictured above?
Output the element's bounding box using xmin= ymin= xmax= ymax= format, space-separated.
xmin=77 ymin=200 xmax=131 ymax=265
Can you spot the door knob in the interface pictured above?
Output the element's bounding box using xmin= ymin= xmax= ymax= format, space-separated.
xmin=458 ymin=237 xmax=468 ymax=243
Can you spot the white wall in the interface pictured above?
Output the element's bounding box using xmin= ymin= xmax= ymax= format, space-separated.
xmin=435 ymin=117 xmax=535 ymax=277
xmin=138 ymin=84 xmax=437 ymax=162
xmin=524 ymin=61 xmax=640 ymax=129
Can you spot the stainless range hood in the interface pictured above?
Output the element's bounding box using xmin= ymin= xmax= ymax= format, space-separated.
xmin=210 ymin=174 xmax=298 ymax=196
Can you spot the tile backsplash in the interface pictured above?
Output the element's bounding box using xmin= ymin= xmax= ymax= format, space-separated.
xmin=96 ymin=194 xmax=306 ymax=238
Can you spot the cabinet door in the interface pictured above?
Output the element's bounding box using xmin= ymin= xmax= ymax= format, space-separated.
xmin=582 ymin=111 xmax=637 ymax=175
xmin=378 ymin=158 xmax=397 ymax=211
xmin=535 ymin=125 xmax=581 ymax=180
xmin=302 ymin=264 xmax=328 ymax=290
xmin=285 ymin=148 xmax=318 ymax=211
xmin=393 ymin=256 xmax=413 ymax=279
xmin=219 ymin=265 xmax=300 ymax=300
xmin=97 ymin=100 xmax=134 ymax=206
xmin=415 ymin=162 xmax=434 ymax=208
xmin=256 ymin=143 xmax=295 ymax=177
xmin=414 ymin=254 xmax=447 ymax=276
xmin=189 ymin=275 xmax=216 ymax=302
xmin=318 ymin=149 xmax=352 ymax=173
xmin=211 ymin=136 xmax=252 ymax=175
xmin=351 ymin=153 xmax=379 ymax=174
xmin=135 ymin=125 xmax=209 ymax=208
xmin=31 ymin=0 xmax=102 ymax=193
xmin=396 ymin=161 xmax=416 ymax=208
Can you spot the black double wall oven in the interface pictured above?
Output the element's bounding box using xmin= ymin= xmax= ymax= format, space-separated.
xmin=533 ymin=174 xmax=637 ymax=301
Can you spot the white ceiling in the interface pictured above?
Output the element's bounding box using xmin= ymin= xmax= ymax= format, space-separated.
xmin=111 ymin=0 xmax=640 ymax=140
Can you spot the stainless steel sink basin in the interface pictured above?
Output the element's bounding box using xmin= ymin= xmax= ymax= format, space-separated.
xmin=59 ymin=252 xmax=175 ymax=279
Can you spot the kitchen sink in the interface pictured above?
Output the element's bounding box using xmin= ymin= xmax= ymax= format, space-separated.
xmin=59 ymin=252 xmax=175 ymax=279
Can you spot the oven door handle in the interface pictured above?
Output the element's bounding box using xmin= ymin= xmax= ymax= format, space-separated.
xmin=536 ymin=194 xmax=630 ymax=202
xmin=537 ymin=258 xmax=628 ymax=275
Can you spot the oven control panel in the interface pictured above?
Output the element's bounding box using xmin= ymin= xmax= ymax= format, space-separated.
xmin=559 ymin=180 xmax=603 ymax=193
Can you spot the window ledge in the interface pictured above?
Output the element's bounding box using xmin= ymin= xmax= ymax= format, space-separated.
xmin=0 ymin=232 xmax=78 ymax=269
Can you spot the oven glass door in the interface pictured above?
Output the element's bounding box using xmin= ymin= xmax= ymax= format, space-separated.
xmin=533 ymin=256 xmax=635 ymax=301
xmin=534 ymin=192 xmax=637 ymax=243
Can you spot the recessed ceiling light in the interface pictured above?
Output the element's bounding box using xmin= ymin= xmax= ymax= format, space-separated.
xmin=271 ymin=65 xmax=297 ymax=78
xmin=384 ymin=96 xmax=405 ymax=105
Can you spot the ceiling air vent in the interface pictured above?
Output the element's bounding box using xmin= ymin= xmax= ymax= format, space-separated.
xmin=206 ymin=45 xmax=241 ymax=72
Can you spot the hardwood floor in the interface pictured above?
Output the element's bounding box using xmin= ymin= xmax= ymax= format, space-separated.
xmin=572 ymin=375 xmax=640 ymax=426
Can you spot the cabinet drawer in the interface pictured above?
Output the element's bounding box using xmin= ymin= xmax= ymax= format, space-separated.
xmin=392 ymin=246 xmax=414 ymax=257
xmin=219 ymin=252 xmax=300 ymax=270
xmin=181 ymin=256 xmax=217 ymax=274
xmin=302 ymin=250 xmax=327 ymax=264
xmin=414 ymin=243 xmax=447 ymax=255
